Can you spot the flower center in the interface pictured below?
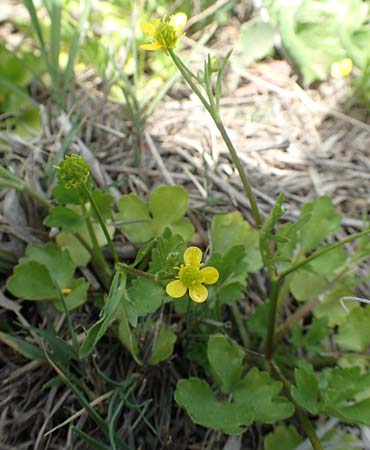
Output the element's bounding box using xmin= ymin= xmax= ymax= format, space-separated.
xmin=155 ymin=21 xmax=177 ymax=48
xmin=178 ymin=264 xmax=202 ymax=288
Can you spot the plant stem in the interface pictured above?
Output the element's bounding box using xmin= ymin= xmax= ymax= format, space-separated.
xmin=265 ymin=277 xmax=281 ymax=360
xmin=0 ymin=167 xmax=50 ymax=208
xmin=80 ymin=200 xmax=111 ymax=289
xmin=24 ymin=185 xmax=51 ymax=208
xmin=279 ymin=228 xmax=370 ymax=280
xmin=230 ymin=302 xmax=250 ymax=348
xmin=269 ymin=360 xmax=324 ymax=450
xmin=117 ymin=262 xmax=155 ymax=280
xmin=168 ymin=49 xmax=262 ymax=228
xmin=82 ymin=184 xmax=119 ymax=265
xmin=214 ymin=120 xmax=262 ymax=227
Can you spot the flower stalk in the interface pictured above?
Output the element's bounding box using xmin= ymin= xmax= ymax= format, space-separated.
xmin=82 ymin=184 xmax=119 ymax=265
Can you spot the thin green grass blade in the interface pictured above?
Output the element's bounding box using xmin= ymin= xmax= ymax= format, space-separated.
xmin=25 ymin=320 xmax=77 ymax=361
xmin=107 ymin=391 xmax=126 ymax=450
xmin=45 ymin=351 xmax=108 ymax=433
xmin=79 ymin=272 xmax=124 ymax=359
xmin=46 ymin=0 xmax=62 ymax=88
xmin=63 ymin=0 xmax=93 ymax=93
xmin=22 ymin=0 xmax=50 ymax=69
xmin=92 ymin=356 xmax=135 ymax=389
xmin=0 ymin=331 xmax=46 ymax=361
xmin=72 ymin=427 xmax=112 ymax=450
xmin=0 ymin=75 xmax=38 ymax=107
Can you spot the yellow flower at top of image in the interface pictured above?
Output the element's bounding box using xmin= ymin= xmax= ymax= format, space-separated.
xmin=330 ymin=58 xmax=353 ymax=79
xmin=140 ymin=12 xmax=187 ymax=54
xmin=166 ymin=246 xmax=219 ymax=303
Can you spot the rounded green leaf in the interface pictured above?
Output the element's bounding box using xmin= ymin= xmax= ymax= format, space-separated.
xmin=149 ymin=186 xmax=188 ymax=225
xmin=43 ymin=206 xmax=84 ymax=233
xmin=20 ymin=243 xmax=75 ymax=288
xmin=127 ymin=278 xmax=164 ymax=316
xmin=168 ymin=218 xmax=194 ymax=241
xmin=237 ymin=20 xmax=275 ymax=64
xmin=291 ymin=367 xmax=320 ymax=414
xmin=149 ymin=325 xmax=176 ymax=365
xmin=207 ymin=334 xmax=244 ymax=394
xmin=54 ymin=278 xmax=89 ymax=312
xmin=211 ymin=212 xmax=251 ymax=255
xmin=233 ymin=368 xmax=294 ymax=423
xmin=337 ymin=307 xmax=370 ymax=352
xmin=299 ymin=196 xmax=342 ymax=252
xmin=56 ymin=232 xmax=91 ymax=267
xmin=313 ymin=278 xmax=357 ymax=326
xmin=175 ymin=378 xmax=253 ymax=435
xmin=7 ymin=261 xmax=58 ymax=300
xmin=264 ymin=425 xmax=303 ymax=450
xmin=117 ymin=194 xmax=153 ymax=243
xmin=289 ymin=269 xmax=326 ymax=301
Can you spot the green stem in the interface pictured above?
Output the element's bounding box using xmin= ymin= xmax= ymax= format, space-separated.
xmin=265 ymin=277 xmax=281 ymax=360
xmin=168 ymin=49 xmax=212 ymax=115
xmin=0 ymin=166 xmax=50 ymax=208
xmin=230 ymin=302 xmax=250 ymax=348
xmin=24 ymin=185 xmax=50 ymax=208
xmin=215 ymin=120 xmax=262 ymax=227
xmin=82 ymin=184 xmax=119 ymax=265
xmin=279 ymin=228 xmax=370 ymax=280
xmin=80 ymin=200 xmax=111 ymax=289
xmin=269 ymin=360 xmax=324 ymax=450
xmin=168 ymin=49 xmax=262 ymax=228
xmin=0 ymin=179 xmax=24 ymax=190
xmin=117 ymin=262 xmax=155 ymax=280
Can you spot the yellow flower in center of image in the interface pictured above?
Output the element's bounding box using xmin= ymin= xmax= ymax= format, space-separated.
xmin=166 ymin=246 xmax=219 ymax=303
xmin=140 ymin=12 xmax=187 ymax=54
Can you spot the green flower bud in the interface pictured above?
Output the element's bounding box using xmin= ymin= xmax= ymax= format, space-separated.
xmin=54 ymin=154 xmax=90 ymax=189
xmin=210 ymin=56 xmax=222 ymax=73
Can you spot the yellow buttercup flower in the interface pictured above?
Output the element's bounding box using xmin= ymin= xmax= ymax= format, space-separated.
xmin=166 ymin=247 xmax=219 ymax=303
xmin=140 ymin=12 xmax=187 ymax=54
xmin=330 ymin=58 xmax=353 ymax=79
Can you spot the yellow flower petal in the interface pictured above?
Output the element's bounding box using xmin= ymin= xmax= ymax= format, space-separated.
xmin=61 ymin=288 xmax=72 ymax=295
xmin=140 ymin=42 xmax=162 ymax=51
xmin=166 ymin=279 xmax=187 ymax=298
xmin=170 ymin=12 xmax=187 ymax=32
xmin=189 ymin=283 xmax=208 ymax=303
xmin=184 ymin=246 xmax=202 ymax=267
xmin=200 ymin=267 xmax=219 ymax=285
xmin=330 ymin=58 xmax=352 ymax=79
xmin=141 ymin=21 xmax=156 ymax=36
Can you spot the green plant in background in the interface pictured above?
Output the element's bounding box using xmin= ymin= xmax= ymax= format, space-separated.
xmin=234 ymin=0 xmax=370 ymax=108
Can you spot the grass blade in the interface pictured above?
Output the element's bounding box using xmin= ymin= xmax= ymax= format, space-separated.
xmin=22 ymin=0 xmax=50 ymax=70
xmin=63 ymin=0 xmax=93 ymax=93
xmin=72 ymin=427 xmax=111 ymax=450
